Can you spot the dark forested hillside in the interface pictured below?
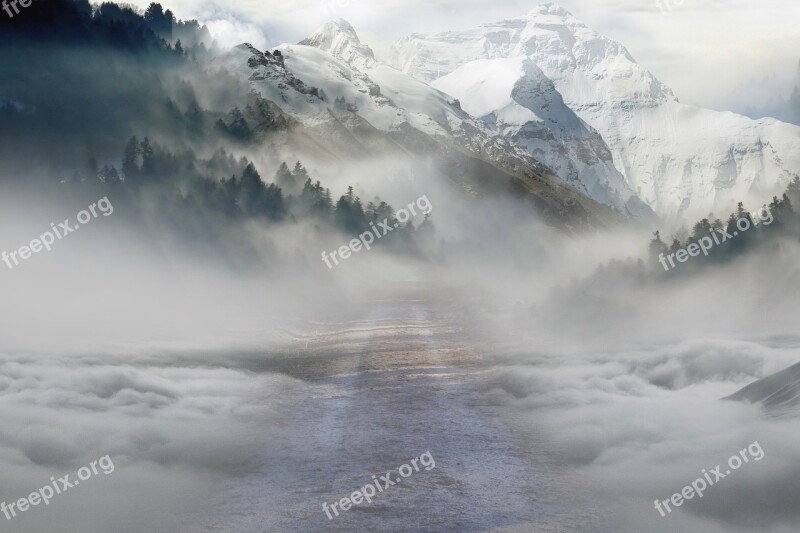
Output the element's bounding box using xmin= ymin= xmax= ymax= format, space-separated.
xmin=0 ymin=0 xmax=433 ymax=267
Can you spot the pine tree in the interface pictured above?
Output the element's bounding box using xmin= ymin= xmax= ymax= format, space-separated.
xmin=263 ymin=183 xmax=285 ymax=220
xmin=245 ymin=92 xmax=275 ymax=130
xmin=140 ymin=137 xmax=156 ymax=177
xmin=334 ymin=187 xmax=368 ymax=232
xmin=735 ymin=202 xmax=751 ymax=222
xmin=786 ymin=175 xmax=800 ymax=206
xmin=782 ymin=193 xmax=794 ymax=214
xmin=227 ymin=108 xmax=251 ymax=140
xmin=144 ymin=3 xmax=172 ymax=39
xmin=352 ymin=195 xmax=365 ymax=226
xmin=648 ymin=230 xmax=668 ymax=261
xmin=274 ymin=162 xmax=296 ymax=193
xmin=122 ymin=136 xmax=140 ymax=180
xmin=99 ymin=164 xmax=120 ymax=184
xmin=691 ymin=219 xmax=713 ymax=241
xmin=240 ymin=162 xmax=264 ymax=214
xmin=144 ymin=3 xmax=163 ymax=23
xmin=324 ymin=188 xmax=332 ymax=214
xmin=292 ymin=162 xmax=310 ymax=185
xmin=726 ymin=212 xmax=738 ymax=236
xmin=214 ymin=118 xmax=229 ymax=135
xmin=334 ymin=195 xmax=351 ymax=229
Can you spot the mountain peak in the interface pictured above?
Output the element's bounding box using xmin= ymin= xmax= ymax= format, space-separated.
xmin=317 ymin=18 xmax=359 ymax=40
xmin=300 ymin=19 xmax=376 ymax=70
xmin=389 ymin=7 xmax=800 ymax=219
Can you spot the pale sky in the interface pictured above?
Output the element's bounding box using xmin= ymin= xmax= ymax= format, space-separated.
xmin=130 ymin=0 xmax=800 ymax=110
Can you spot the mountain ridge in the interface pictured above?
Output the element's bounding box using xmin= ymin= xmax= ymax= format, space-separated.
xmin=388 ymin=3 xmax=800 ymax=219
xmin=219 ymin=37 xmax=626 ymax=229
xmin=292 ymin=18 xmax=650 ymax=218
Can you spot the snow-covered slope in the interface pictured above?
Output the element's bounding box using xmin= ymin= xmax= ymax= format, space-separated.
xmin=299 ymin=19 xmax=377 ymax=71
xmin=294 ymin=18 xmax=645 ymax=216
xmin=217 ymin=37 xmax=623 ymax=228
xmin=726 ymin=361 xmax=800 ymax=417
xmin=390 ymin=3 xmax=800 ymax=219
xmin=433 ymin=56 xmax=650 ymax=217
xmin=240 ymin=42 xmax=542 ymax=165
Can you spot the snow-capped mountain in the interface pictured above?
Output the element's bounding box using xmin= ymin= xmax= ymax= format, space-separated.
xmin=390 ymin=3 xmax=800 ymax=219
xmin=433 ymin=56 xmax=650 ymax=218
xmin=299 ymin=19 xmax=377 ymax=71
xmin=302 ymin=19 xmax=647 ymax=217
xmin=215 ymin=23 xmax=625 ymax=228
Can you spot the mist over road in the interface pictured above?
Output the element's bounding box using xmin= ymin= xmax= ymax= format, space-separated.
xmin=187 ymin=295 xmax=591 ymax=532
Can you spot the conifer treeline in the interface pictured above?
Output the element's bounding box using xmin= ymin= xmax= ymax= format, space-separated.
xmin=73 ymin=136 xmax=432 ymax=246
xmin=648 ymin=176 xmax=800 ymax=273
